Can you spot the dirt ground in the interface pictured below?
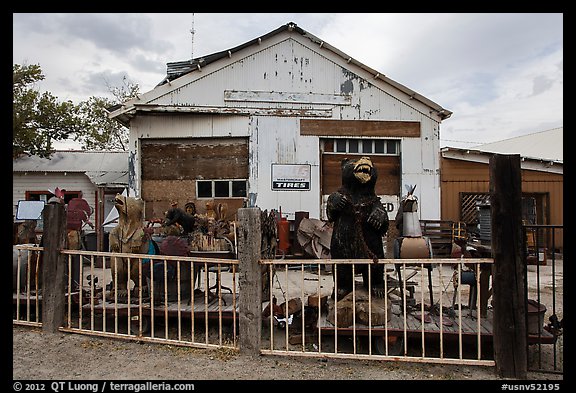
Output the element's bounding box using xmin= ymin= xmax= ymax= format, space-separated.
xmin=10 ymin=324 xmax=562 ymax=382
xmin=12 ymin=260 xmax=564 ymax=382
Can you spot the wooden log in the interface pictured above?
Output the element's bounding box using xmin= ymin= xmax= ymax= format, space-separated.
xmin=490 ymin=154 xmax=527 ymax=379
xmin=41 ymin=200 xmax=67 ymax=333
xmin=237 ymin=208 xmax=262 ymax=356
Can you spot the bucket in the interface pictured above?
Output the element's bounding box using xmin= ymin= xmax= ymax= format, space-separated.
xmin=527 ymin=299 xmax=547 ymax=334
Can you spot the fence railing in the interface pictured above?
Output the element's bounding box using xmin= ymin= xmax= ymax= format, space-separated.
xmin=13 ymin=244 xmax=43 ymax=327
xmin=13 ymin=228 xmax=563 ymax=372
xmin=523 ymin=224 xmax=563 ymax=374
xmin=260 ymin=257 xmax=495 ymax=366
xmin=13 ymin=245 xmax=239 ymax=350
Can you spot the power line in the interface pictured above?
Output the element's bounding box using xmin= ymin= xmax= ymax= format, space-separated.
xmin=440 ymin=139 xmax=482 ymax=145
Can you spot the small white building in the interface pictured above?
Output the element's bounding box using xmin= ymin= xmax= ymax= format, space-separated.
xmin=12 ymin=150 xmax=128 ymax=250
xmin=109 ymin=22 xmax=451 ymax=223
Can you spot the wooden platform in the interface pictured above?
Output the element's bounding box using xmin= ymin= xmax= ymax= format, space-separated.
xmin=317 ymin=303 xmax=555 ymax=345
xmin=81 ymin=290 xmax=239 ymax=321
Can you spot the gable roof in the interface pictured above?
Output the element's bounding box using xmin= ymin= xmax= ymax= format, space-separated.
xmin=472 ymin=127 xmax=563 ymax=163
xmin=13 ymin=150 xmax=129 ymax=187
xmin=109 ymin=22 xmax=451 ymax=125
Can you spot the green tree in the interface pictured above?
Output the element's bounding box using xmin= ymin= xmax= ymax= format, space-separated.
xmin=13 ymin=64 xmax=139 ymax=157
xmin=76 ymin=75 xmax=139 ymax=151
xmin=13 ymin=63 xmax=81 ymax=158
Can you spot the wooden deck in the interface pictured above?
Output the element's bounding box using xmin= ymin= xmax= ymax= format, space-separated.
xmin=317 ymin=302 xmax=555 ymax=345
xmin=81 ymin=290 xmax=239 ymax=321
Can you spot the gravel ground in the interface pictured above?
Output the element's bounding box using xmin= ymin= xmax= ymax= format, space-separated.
xmin=12 ymin=323 xmax=562 ymax=382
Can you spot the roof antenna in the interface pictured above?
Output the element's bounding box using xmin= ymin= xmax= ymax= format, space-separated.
xmin=190 ymin=13 xmax=195 ymax=60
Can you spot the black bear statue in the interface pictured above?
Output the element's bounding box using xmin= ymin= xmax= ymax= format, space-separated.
xmin=327 ymin=156 xmax=389 ymax=301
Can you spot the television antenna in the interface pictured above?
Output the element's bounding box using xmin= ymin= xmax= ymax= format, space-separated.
xmin=190 ymin=13 xmax=195 ymax=59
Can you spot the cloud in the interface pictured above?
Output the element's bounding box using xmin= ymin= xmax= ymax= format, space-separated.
xmin=13 ymin=13 xmax=563 ymax=147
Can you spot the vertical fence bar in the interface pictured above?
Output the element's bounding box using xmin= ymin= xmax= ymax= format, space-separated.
xmin=164 ymin=259 xmax=169 ymax=340
xmin=457 ymin=261 xmax=463 ymax=359
xmin=90 ymin=255 xmax=95 ymax=331
xmin=113 ymin=257 xmax=118 ymax=334
xmin=476 ymin=262 xmax=481 ymax=360
xmin=550 ymin=228 xmax=558 ymax=371
xmin=26 ymin=253 xmax=31 ymax=322
xmin=177 ymin=260 xmax=182 ymax=342
xmin=67 ymin=255 xmax=72 ymax=328
xmin=191 ymin=261 xmax=195 ymax=343
xmin=127 ymin=258 xmax=131 ymax=335
xmin=232 ymin=263 xmax=237 ymax=348
xmin=368 ymin=262 xmax=372 ymax=356
xmin=402 ymin=263 xmax=408 ymax=355
xmin=204 ymin=261 xmax=209 ymax=346
xmin=217 ymin=264 xmax=223 ymax=347
xmin=34 ymin=251 xmax=40 ymax=323
xmin=102 ymin=256 xmax=107 ymax=333
xmin=333 ymin=264 xmax=338 ymax=354
xmin=284 ymin=263 xmax=289 ymax=351
xmin=316 ymin=264 xmax=322 ymax=353
xmin=15 ymin=251 xmax=21 ymax=322
xmin=438 ymin=262 xmax=444 ymax=359
xmin=384 ymin=261 xmax=389 ymax=356
xmin=138 ymin=257 xmax=143 ymax=336
xmin=300 ymin=263 xmax=305 ymax=352
xmin=150 ymin=258 xmax=155 ymax=338
xmin=269 ymin=264 xmax=274 ymax=350
xmin=78 ymin=254 xmax=84 ymax=329
xmin=535 ymin=227 xmax=542 ymax=369
xmin=420 ymin=262 xmax=425 ymax=358
xmin=352 ymin=263 xmax=356 ymax=355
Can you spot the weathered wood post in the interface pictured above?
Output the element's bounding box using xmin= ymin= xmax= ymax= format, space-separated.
xmin=237 ymin=207 xmax=262 ymax=356
xmin=490 ymin=154 xmax=528 ymax=379
xmin=41 ymin=199 xmax=68 ymax=333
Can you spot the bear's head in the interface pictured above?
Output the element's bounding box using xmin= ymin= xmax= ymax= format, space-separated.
xmin=340 ymin=156 xmax=378 ymax=191
xmin=113 ymin=194 xmax=144 ymax=224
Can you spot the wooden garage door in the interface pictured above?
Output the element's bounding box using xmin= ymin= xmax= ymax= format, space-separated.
xmin=321 ymin=138 xmax=400 ymax=196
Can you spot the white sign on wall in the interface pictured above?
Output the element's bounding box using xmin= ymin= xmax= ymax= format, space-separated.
xmin=271 ymin=164 xmax=311 ymax=191
xmin=379 ymin=195 xmax=401 ymax=220
xmin=16 ymin=200 xmax=45 ymax=220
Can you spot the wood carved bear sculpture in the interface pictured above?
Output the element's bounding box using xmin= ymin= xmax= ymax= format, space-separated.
xmin=327 ymin=156 xmax=390 ymax=301
xmin=109 ymin=194 xmax=151 ymax=300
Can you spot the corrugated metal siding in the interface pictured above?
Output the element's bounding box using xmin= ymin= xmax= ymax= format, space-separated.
xmin=130 ymin=33 xmax=443 ymax=219
xmin=440 ymin=157 xmax=563 ymax=250
xmin=133 ymin=114 xmax=250 ymax=139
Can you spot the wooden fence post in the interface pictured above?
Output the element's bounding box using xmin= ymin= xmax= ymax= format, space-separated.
xmin=237 ymin=207 xmax=262 ymax=356
xmin=41 ymin=199 xmax=68 ymax=333
xmin=490 ymin=154 xmax=528 ymax=379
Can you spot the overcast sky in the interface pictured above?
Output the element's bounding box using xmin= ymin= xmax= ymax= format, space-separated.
xmin=13 ymin=13 xmax=563 ymax=149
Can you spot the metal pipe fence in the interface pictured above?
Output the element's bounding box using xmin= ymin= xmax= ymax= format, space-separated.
xmin=13 ymin=244 xmax=43 ymax=328
xmin=13 ymin=227 xmax=563 ymax=372
xmin=13 ymin=245 xmax=239 ymax=351
xmin=260 ymin=258 xmax=496 ymax=366
xmin=523 ymin=224 xmax=563 ymax=374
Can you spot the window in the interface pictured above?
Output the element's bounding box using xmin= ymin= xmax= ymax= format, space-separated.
xmin=196 ymin=179 xmax=248 ymax=198
xmin=26 ymin=191 xmax=81 ymax=204
xmin=329 ymin=138 xmax=400 ymax=156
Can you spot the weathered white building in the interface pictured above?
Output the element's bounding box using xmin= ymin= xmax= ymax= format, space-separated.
xmin=109 ymin=22 xmax=451 ymax=222
xmin=12 ymin=150 xmax=128 ymax=250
